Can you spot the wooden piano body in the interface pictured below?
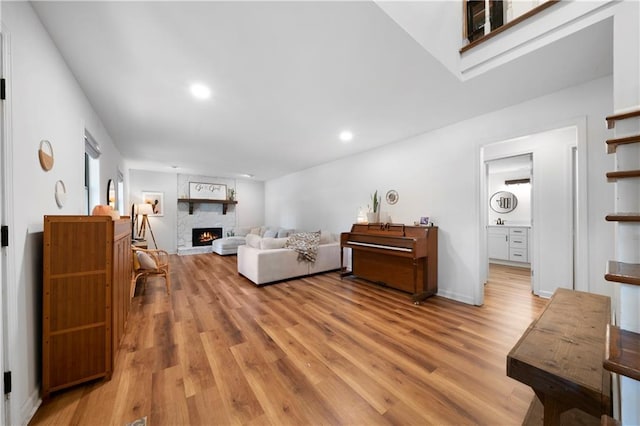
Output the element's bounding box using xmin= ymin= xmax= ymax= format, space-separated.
xmin=340 ymin=223 xmax=438 ymax=302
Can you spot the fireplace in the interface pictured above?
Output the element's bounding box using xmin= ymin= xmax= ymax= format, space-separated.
xmin=192 ymin=227 xmax=223 ymax=246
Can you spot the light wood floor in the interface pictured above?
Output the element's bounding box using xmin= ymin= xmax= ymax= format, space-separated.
xmin=30 ymin=258 xmax=544 ymax=425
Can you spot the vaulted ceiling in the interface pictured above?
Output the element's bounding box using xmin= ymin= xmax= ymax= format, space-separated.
xmin=32 ymin=1 xmax=612 ymax=181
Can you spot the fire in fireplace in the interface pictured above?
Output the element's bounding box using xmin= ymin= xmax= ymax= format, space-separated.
xmin=192 ymin=227 xmax=223 ymax=246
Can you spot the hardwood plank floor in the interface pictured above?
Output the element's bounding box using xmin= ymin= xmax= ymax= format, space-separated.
xmin=30 ymin=258 xmax=544 ymax=425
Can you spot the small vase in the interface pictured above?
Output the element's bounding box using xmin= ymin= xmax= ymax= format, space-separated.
xmin=366 ymin=212 xmax=379 ymax=224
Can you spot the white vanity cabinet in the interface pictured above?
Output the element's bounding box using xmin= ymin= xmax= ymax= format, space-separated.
xmin=488 ymin=226 xmax=529 ymax=264
xmin=488 ymin=227 xmax=509 ymax=260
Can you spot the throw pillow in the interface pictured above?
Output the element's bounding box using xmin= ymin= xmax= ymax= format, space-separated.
xmin=263 ymin=229 xmax=278 ymax=238
xmin=260 ymin=237 xmax=288 ymax=250
xmin=246 ymin=233 xmax=262 ymax=248
xmin=137 ymin=251 xmax=157 ymax=270
xmin=249 ymin=227 xmax=261 ymax=235
xmin=277 ymin=228 xmax=295 ymax=238
xmin=235 ymin=227 xmax=251 ymax=237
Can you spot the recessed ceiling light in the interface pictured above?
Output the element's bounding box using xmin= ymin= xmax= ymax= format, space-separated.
xmin=190 ymin=83 xmax=211 ymax=100
xmin=339 ymin=130 xmax=353 ymax=142
xmin=240 ymin=173 xmax=254 ymax=178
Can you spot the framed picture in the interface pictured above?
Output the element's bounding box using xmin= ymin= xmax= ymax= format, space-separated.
xmin=189 ymin=182 xmax=227 ymax=200
xmin=142 ymin=191 xmax=164 ymax=216
xmin=419 ymin=216 xmax=429 ymax=225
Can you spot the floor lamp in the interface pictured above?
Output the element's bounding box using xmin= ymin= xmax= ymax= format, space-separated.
xmin=137 ymin=203 xmax=157 ymax=249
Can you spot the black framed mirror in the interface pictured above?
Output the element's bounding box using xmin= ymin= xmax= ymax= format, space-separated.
xmin=107 ymin=179 xmax=116 ymax=209
xmin=490 ymin=191 xmax=518 ymax=213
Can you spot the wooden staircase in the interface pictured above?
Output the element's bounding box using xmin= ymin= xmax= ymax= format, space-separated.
xmin=602 ymin=110 xmax=640 ymax=424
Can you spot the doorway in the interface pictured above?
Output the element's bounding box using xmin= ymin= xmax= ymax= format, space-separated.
xmin=486 ymin=154 xmax=533 ymax=290
xmin=480 ymin=125 xmax=579 ymax=301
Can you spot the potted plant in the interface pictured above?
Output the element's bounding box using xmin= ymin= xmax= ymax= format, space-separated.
xmin=366 ymin=190 xmax=380 ymax=223
xmin=228 ymin=188 xmax=235 ymax=201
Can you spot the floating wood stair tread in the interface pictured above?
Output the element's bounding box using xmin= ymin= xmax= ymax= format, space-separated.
xmin=605 ymin=261 xmax=640 ymax=286
xmin=606 ymin=170 xmax=640 ymax=181
xmin=605 ymin=213 xmax=640 ymax=222
xmin=606 ymin=135 xmax=640 ymax=153
xmin=604 ymin=324 xmax=640 ymax=382
xmin=606 ymin=110 xmax=640 ymax=129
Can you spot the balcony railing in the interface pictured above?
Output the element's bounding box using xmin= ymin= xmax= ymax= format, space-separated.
xmin=461 ymin=0 xmax=559 ymax=53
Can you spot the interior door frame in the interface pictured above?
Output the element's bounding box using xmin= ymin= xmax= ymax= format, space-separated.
xmin=484 ymin=152 xmax=534 ymax=284
xmin=0 ymin=30 xmax=10 ymax=425
xmin=478 ymin=120 xmax=588 ymax=304
xmin=480 ymin=148 xmax=536 ymax=300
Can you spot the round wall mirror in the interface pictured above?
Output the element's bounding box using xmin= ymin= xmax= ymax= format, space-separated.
xmin=107 ymin=179 xmax=116 ymax=209
xmin=490 ymin=191 xmax=518 ymax=213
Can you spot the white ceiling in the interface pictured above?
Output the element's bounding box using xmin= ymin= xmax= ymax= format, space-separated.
xmin=31 ymin=1 xmax=612 ymax=181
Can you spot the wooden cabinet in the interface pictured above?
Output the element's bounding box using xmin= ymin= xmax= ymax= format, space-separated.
xmin=112 ymin=219 xmax=133 ymax=352
xmin=42 ymin=215 xmax=132 ymax=399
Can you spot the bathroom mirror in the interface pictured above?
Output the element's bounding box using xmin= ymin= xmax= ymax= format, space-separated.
xmin=107 ymin=179 xmax=116 ymax=209
xmin=490 ymin=191 xmax=518 ymax=213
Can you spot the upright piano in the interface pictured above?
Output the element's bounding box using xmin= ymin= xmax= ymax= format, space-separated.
xmin=340 ymin=223 xmax=438 ymax=303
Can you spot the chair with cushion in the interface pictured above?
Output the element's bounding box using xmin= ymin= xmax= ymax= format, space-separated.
xmin=132 ymin=246 xmax=171 ymax=295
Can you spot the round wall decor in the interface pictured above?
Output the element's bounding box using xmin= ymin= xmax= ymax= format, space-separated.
xmin=386 ymin=189 xmax=399 ymax=205
xmin=54 ymin=180 xmax=67 ymax=208
xmin=39 ymin=140 xmax=54 ymax=171
xmin=490 ymin=190 xmax=518 ymax=213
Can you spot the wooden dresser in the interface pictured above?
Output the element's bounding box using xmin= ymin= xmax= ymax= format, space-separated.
xmin=42 ymin=215 xmax=132 ymax=398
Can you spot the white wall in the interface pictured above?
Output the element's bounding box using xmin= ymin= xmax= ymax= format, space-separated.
xmin=236 ymin=179 xmax=265 ymax=228
xmin=507 ymin=0 xmax=540 ymax=22
xmin=487 ymin=170 xmax=531 ymax=226
xmin=129 ymin=170 xmax=178 ymax=252
xmin=127 ymin=171 xmax=265 ymax=253
xmin=2 ymin=2 xmax=125 ymax=424
xmin=377 ymin=0 xmax=615 ymax=80
xmin=265 ymin=76 xmax=613 ymax=305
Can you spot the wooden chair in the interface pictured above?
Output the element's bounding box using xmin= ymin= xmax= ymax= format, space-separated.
xmin=132 ymin=246 xmax=171 ymax=295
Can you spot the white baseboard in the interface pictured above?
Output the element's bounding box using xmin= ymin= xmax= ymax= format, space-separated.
xmin=489 ymin=259 xmax=531 ymax=268
xmin=435 ymin=289 xmax=476 ymax=306
xmin=19 ymin=388 xmax=41 ymax=426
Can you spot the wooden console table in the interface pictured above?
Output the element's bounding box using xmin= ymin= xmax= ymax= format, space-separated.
xmin=507 ymin=288 xmax=611 ymax=426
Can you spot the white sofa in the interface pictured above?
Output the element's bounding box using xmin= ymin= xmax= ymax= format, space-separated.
xmin=212 ymin=236 xmax=246 ymax=255
xmin=237 ymin=232 xmax=341 ymax=285
xmin=212 ymin=226 xmax=291 ymax=256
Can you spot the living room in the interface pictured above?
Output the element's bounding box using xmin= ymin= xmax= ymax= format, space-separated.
xmin=1 ymin=1 xmax=639 ymax=425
